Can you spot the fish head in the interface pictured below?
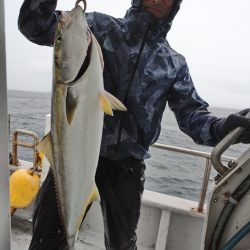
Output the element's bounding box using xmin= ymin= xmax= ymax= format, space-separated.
xmin=54 ymin=5 xmax=91 ymax=84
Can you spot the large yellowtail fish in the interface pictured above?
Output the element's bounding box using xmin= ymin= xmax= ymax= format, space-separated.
xmin=36 ymin=0 xmax=126 ymax=248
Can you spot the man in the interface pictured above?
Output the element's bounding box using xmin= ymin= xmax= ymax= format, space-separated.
xmin=18 ymin=0 xmax=250 ymax=249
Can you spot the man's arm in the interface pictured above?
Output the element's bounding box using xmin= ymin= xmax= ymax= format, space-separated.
xmin=168 ymin=64 xmax=250 ymax=146
xmin=18 ymin=0 xmax=60 ymax=46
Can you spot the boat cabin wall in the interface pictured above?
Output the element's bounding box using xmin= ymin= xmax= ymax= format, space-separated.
xmin=80 ymin=191 xmax=205 ymax=250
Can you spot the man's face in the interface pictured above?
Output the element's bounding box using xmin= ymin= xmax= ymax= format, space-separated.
xmin=142 ymin=0 xmax=175 ymax=19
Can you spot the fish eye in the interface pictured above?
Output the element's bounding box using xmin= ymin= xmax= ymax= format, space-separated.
xmin=56 ymin=35 xmax=62 ymax=43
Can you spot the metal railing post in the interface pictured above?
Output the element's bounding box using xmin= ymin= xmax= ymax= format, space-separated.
xmin=151 ymin=143 xmax=234 ymax=212
xmin=11 ymin=129 xmax=40 ymax=167
xmin=0 ymin=0 xmax=11 ymax=247
xmin=197 ymin=158 xmax=212 ymax=212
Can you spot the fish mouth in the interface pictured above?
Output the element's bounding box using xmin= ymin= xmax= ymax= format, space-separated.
xmin=66 ymin=35 xmax=92 ymax=85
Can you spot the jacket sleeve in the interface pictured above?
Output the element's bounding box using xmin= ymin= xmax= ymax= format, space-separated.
xmin=167 ymin=63 xmax=223 ymax=147
xmin=18 ymin=0 xmax=60 ymax=46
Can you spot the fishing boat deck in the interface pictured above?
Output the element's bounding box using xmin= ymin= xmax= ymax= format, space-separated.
xmin=11 ymin=207 xmax=33 ymax=250
xmin=10 ymin=129 xmax=250 ymax=250
xmin=10 ymin=203 xmax=148 ymax=250
xmin=11 ymin=205 xmax=105 ymax=250
xmin=11 ymin=189 xmax=205 ymax=250
xmin=10 ymin=160 xmax=106 ymax=250
xmin=10 ymin=143 xmax=207 ymax=250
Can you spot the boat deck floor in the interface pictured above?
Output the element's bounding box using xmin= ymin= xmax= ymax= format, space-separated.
xmin=11 ymin=205 xmax=104 ymax=250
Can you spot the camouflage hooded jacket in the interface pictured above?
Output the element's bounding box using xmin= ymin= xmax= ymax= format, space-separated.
xmin=18 ymin=0 xmax=223 ymax=160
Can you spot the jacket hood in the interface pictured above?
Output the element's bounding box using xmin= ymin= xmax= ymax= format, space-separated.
xmin=130 ymin=0 xmax=183 ymax=35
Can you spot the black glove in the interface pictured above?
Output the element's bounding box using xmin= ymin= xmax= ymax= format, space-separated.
xmin=211 ymin=109 xmax=250 ymax=144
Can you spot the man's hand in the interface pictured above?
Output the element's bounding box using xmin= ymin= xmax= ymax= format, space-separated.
xmin=221 ymin=109 xmax=250 ymax=143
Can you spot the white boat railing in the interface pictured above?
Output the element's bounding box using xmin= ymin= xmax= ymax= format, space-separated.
xmin=151 ymin=143 xmax=235 ymax=213
xmin=44 ymin=114 xmax=236 ymax=213
xmin=0 ymin=0 xmax=11 ymax=248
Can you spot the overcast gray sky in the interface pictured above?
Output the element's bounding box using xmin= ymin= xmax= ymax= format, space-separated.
xmin=5 ymin=0 xmax=250 ymax=109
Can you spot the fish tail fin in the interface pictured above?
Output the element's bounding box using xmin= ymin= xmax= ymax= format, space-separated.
xmin=36 ymin=132 xmax=54 ymax=167
xmin=99 ymin=90 xmax=127 ymax=116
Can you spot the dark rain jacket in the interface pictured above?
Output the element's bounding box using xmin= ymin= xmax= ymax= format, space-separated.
xmin=18 ymin=0 xmax=223 ymax=160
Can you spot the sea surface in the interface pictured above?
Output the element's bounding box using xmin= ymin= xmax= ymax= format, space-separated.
xmin=7 ymin=89 xmax=249 ymax=202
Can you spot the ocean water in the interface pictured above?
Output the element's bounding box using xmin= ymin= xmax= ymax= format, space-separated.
xmin=7 ymin=89 xmax=249 ymax=202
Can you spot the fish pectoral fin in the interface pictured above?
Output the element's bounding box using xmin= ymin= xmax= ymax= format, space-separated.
xmin=99 ymin=90 xmax=127 ymax=116
xmin=66 ymin=87 xmax=78 ymax=125
xmin=36 ymin=132 xmax=54 ymax=167
xmin=99 ymin=92 xmax=113 ymax=116
xmin=103 ymin=90 xmax=127 ymax=111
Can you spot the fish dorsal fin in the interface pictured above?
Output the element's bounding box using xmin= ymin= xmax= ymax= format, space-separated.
xmin=36 ymin=132 xmax=54 ymax=167
xmin=99 ymin=90 xmax=127 ymax=116
xmin=76 ymin=184 xmax=100 ymax=230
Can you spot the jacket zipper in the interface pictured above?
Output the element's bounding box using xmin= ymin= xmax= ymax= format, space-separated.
xmin=111 ymin=22 xmax=152 ymax=159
